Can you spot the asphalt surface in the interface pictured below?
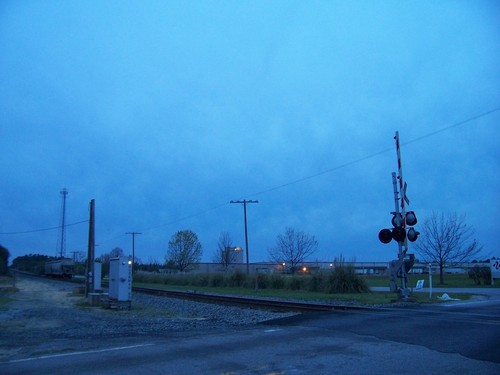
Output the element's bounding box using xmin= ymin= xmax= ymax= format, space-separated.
xmin=3 ymin=288 xmax=500 ymax=374
xmin=371 ymin=285 xmax=500 ymax=298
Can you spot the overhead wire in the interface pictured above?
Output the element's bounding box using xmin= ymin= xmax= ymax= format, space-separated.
xmin=0 ymin=220 xmax=88 ymax=235
xmin=402 ymin=107 xmax=500 ymax=146
xmin=2 ymin=107 xmax=498 ymax=239
xmin=140 ymin=106 xmax=500 ymax=231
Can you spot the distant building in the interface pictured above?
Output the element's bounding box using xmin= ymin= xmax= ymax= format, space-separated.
xmin=185 ymin=261 xmax=490 ymax=275
xmin=229 ymin=246 xmax=243 ymax=263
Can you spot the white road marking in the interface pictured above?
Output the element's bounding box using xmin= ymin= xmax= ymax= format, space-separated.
xmin=441 ymin=299 xmax=498 ymax=307
xmin=5 ymin=343 xmax=155 ymax=363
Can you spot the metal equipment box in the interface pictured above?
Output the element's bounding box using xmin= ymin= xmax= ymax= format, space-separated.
xmin=109 ymin=257 xmax=132 ymax=302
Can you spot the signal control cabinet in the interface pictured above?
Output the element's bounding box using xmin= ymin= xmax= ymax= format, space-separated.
xmin=109 ymin=257 xmax=132 ymax=302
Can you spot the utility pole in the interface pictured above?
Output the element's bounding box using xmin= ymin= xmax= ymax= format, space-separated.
xmin=230 ymin=200 xmax=258 ymax=274
xmin=126 ymin=232 xmax=142 ymax=273
xmin=58 ymin=188 xmax=68 ymax=258
xmin=86 ymin=199 xmax=95 ymax=298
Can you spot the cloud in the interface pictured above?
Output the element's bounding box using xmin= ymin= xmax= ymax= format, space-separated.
xmin=1 ymin=1 xmax=499 ymax=264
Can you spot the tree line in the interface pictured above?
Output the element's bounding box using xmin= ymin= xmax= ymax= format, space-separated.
xmin=2 ymin=211 xmax=487 ymax=285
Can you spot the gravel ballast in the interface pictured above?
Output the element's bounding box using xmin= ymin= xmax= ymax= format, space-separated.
xmin=0 ymin=276 xmax=295 ymax=361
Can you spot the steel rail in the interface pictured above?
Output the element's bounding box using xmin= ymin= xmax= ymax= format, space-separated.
xmin=13 ymin=272 xmax=373 ymax=312
xmin=132 ymin=286 xmax=374 ymax=312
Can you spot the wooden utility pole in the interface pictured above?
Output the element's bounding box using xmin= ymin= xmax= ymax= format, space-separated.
xmin=85 ymin=199 xmax=95 ymax=297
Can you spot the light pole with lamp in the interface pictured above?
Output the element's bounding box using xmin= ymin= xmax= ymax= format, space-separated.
xmin=126 ymin=232 xmax=142 ymax=273
xmin=230 ymin=199 xmax=258 ymax=274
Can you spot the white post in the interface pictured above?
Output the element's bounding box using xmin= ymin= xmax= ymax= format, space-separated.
xmin=429 ymin=263 xmax=433 ymax=299
xmin=94 ymin=261 xmax=102 ymax=291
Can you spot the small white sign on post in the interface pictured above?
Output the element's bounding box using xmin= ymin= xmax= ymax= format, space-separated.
xmin=490 ymin=259 xmax=500 ymax=285
xmin=416 ymin=279 xmax=425 ymax=290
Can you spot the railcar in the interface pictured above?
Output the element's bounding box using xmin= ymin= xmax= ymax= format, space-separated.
xmin=45 ymin=258 xmax=74 ymax=279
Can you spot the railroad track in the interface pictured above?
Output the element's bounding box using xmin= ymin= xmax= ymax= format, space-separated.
xmin=132 ymin=286 xmax=374 ymax=312
xmin=13 ymin=271 xmax=373 ymax=313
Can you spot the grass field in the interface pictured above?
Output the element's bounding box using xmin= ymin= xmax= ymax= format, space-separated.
xmin=130 ymin=269 xmax=499 ymax=305
xmin=363 ymin=273 xmax=498 ymax=288
xmin=2 ymin=271 xmax=496 ymax=306
xmin=134 ymin=279 xmax=478 ymax=305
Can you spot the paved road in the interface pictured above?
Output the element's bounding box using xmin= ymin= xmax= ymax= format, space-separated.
xmin=3 ymin=292 xmax=500 ymax=374
xmin=371 ymin=286 xmax=500 ymax=298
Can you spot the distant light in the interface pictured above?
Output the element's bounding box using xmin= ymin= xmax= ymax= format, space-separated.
xmin=302 ymin=266 xmax=307 ymax=272
xmin=128 ymin=260 xmax=132 ymax=265
xmin=329 ymin=263 xmax=333 ymax=267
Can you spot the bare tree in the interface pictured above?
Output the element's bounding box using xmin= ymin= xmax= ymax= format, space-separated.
xmin=166 ymin=230 xmax=202 ymax=272
xmin=213 ymin=231 xmax=238 ymax=271
xmin=269 ymin=227 xmax=318 ymax=274
xmin=414 ymin=212 xmax=482 ymax=284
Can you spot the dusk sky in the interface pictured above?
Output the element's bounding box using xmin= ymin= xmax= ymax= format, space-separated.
xmin=1 ymin=1 xmax=499 ymax=265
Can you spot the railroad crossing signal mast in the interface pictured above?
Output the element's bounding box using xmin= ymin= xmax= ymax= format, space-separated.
xmin=378 ymin=132 xmax=419 ymax=299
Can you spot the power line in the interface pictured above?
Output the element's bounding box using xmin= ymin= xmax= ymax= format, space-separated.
xmin=243 ymin=106 xmax=500 ymax=199
xmin=5 ymin=107 xmax=497 ymax=240
xmin=0 ymin=220 xmax=88 ymax=235
xmin=402 ymin=107 xmax=500 ymax=146
xmin=245 ymin=147 xmax=393 ymax=199
xmin=133 ymin=106 xmax=500 ymax=232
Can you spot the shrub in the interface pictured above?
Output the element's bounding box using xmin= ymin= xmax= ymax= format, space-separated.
xmin=268 ymin=273 xmax=285 ymax=289
xmin=307 ymin=273 xmax=325 ymax=292
xmin=209 ymin=273 xmax=224 ymax=287
xmin=468 ymin=266 xmax=491 ymax=285
xmin=255 ymin=274 xmax=269 ymax=289
xmin=228 ymin=271 xmax=247 ymax=287
xmin=171 ymin=275 xmax=189 ymax=286
xmin=135 ymin=273 xmax=164 ymax=284
xmin=165 ymin=274 xmax=176 ymax=284
xmin=189 ymin=274 xmax=209 ymax=287
xmin=287 ymin=276 xmax=305 ymax=290
xmin=327 ymin=265 xmax=369 ymax=293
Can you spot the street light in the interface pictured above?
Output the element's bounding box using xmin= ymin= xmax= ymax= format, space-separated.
xmin=230 ymin=199 xmax=258 ymax=274
xmin=126 ymin=231 xmax=142 ymax=273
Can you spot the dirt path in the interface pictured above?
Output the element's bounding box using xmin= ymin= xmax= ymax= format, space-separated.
xmin=0 ymin=274 xmax=294 ymax=362
xmin=8 ymin=277 xmax=77 ymax=306
xmin=0 ymin=277 xmax=83 ymax=359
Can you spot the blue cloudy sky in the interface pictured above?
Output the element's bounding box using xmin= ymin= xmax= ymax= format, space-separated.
xmin=1 ymin=1 xmax=499 ymax=265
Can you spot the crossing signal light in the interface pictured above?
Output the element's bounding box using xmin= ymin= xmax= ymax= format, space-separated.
xmin=407 ymin=227 xmax=420 ymax=242
xmin=406 ymin=211 xmax=417 ymax=226
xmin=391 ymin=213 xmax=403 ymax=227
xmin=378 ymin=229 xmax=392 ymax=244
xmin=379 ymin=212 xmax=419 ymax=244
xmin=392 ymin=227 xmax=406 ymax=242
